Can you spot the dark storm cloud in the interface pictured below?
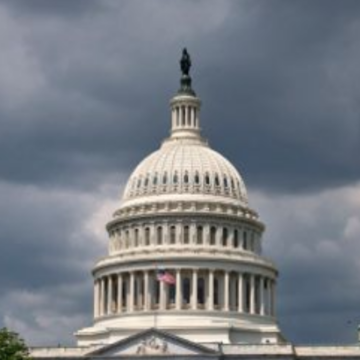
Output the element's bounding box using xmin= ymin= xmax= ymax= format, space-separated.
xmin=0 ymin=0 xmax=101 ymax=17
xmin=196 ymin=0 xmax=360 ymax=193
xmin=0 ymin=182 xmax=104 ymax=290
xmin=1 ymin=1 xmax=360 ymax=191
xmin=254 ymin=186 xmax=360 ymax=343
xmin=0 ymin=0 xmax=358 ymax=193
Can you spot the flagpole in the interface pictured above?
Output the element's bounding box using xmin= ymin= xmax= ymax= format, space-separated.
xmin=153 ymin=266 xmax=176 ymax=330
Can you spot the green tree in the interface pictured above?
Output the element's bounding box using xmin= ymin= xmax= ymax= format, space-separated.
xmin=0 ymin=327 xmax=31 ymax=360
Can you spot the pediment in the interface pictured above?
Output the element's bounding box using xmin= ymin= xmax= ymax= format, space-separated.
xmin=86 ymin=328 xmax=218 ymax=357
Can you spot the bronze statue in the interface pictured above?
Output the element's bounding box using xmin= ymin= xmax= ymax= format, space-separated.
xmin=180 ymin=48 xmax=191 ymax=75
xmin=178 ymin=48 xmax=195 ymax=95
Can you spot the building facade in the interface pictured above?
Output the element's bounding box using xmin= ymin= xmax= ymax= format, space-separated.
xmin=30 ymin=50 xmax=360 ymax=359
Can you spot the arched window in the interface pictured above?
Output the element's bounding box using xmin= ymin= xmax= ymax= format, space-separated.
xmin=184 ymin=172 xmax=189 ymax=184
xmin=231 ymin=177 xmax=235 ymax=190
xmin=183 ymin=277 xmax=191 ymax=305
xmin=194 ymin=172 xmax=200 ymax=184
xmin=169 ymin=283 xmax=176 ymax=304
xmin=153 ymin=174 xmax=158 ymax=185
xmin=245 ymin=275 xmax=251 ymax=313
xmin=234 ymin=229 xmax=239 ymax=248
xmin=173 ymin=172 xmax=178 ymax=184
xmin=134 ymin=229 xmax=139 ymax=247
xmin=157 ymin=226 xmax=163 ymax=245
xmin=198 ymin=278 xmax=205 ymax=305
xmin=214 ymin=278 xmax=219 ymax=306
xmin=155 ymin=280 xmax=160 ymax=306
xmin=125 ymin=230 xmax=129 ymax=248
xmin=137 ymin=178 xmax=142 ymax=188
xmin=184 ymin=226 xmax=189 ymax=244
xmin=196 ymin=226 xmax=203 ymax=245
xmin=222 ymin=228 xmax=228 ymax=246
xmin=210 ymin=226 xmax=216 ymax=245
xmin=144 ymin=176 xmax=149 ymax=188
xmin=162 ymin=173 xmax=167 ymax=185
xmin=223 ymin=176 xmax=228 ymax=188
xmin=121 ymin=279 xmax=127 ymax=310
xmin=145 ymin=227 xmax=150 ymax=246
xmin=214 ymin=174 xmax=220 ymax=187
xmin=170 ymin=225 xmax=176 ymax=244
xmin=205 ymin=173 xmax=210 ymax=185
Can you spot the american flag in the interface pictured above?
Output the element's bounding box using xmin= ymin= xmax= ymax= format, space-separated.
xmin=156 ymin=268 xmax=176 ymax=284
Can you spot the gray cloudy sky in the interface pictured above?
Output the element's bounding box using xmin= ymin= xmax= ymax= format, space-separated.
xmin=0 ymin=0 xmax=359 ymax=346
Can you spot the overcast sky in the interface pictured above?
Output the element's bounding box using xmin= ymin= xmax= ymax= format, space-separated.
xmin=0 ymin=0 xmax=359 ymax=347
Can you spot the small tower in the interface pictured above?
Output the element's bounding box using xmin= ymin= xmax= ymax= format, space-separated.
xmin=170 ymin=48 xmax=202 ymax=139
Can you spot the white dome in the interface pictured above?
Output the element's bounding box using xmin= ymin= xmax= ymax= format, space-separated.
xmin=122 ymin=136 xmax=248 ymax=206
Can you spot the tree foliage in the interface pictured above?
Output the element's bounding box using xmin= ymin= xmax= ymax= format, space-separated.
xmin=0 ymin=327 xmax=31 ymax=360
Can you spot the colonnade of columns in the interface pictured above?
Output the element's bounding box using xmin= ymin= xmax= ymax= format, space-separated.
xmin=109 ymin=222 xmax=261 ymax=254
xmin=171 ymin=104 xmax=199 ymax=130
xmin=94 ymin=268 xmax=276 ymax=319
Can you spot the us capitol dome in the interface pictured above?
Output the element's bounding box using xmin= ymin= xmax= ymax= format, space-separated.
xmin=76 ymin=49 xmax=283 ymax=346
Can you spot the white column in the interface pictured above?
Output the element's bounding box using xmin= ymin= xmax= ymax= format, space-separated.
xmin=216 ymin=227 xmax=222 ymax=247
xmin=250 ymin=274 xmax=255 ymax=314
xmin=136 ymin=274 xmax=142 ymax=309
xmin=179 ymin=105 xmax=183 ymax=126
xmin=260 ymin=276 xmax=265 ymax=315
xmin=176 ymin=269 xmax=182 ymax=310
xmin=129 ymin=272 xmax=134 ymax=312
xmin=238 ymin=273 xmax=243 ymax=313
xmin=100 ymin=277 xmax=105 ymax=316
xmin=144 ymin=270 xmax=149 ymax=311
xmin=163 ymin=222 xmax=169 ymax=245
xmin=94 ymin=280 xmax=99 ymax=318
xmin=107 ymin=276 xmax=113 ymax=314
xmin=191 ymin=107 xmax=195 ymax=127
xmin=190 ymin=223 xmax=196 ymax=245
xmin=230 ymin=275 xmax=236 ymax=310
xmin=176 ymin=223 xmax=182 ymax=245
xmin=172 ymin=108 xmax=175 ymax=129
xmin=150 ymin=223 xmax=155 ymax=246
xmin=208 ymin=270 xmax=214 ymax=310
xmin=176 ymin=107 xmax=179 ymax=127
xmin=117 ymin=273 xmax=123 ymax=313
xmin=192 ymin=269 xmax=198 ymax=310
xmin=224 ymin=271 xmax=229 ymax=311
xmin=204 ymin=224 xmax=209 ymax=245
xmin=228 ymin=228 xmax=234 ymax=248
